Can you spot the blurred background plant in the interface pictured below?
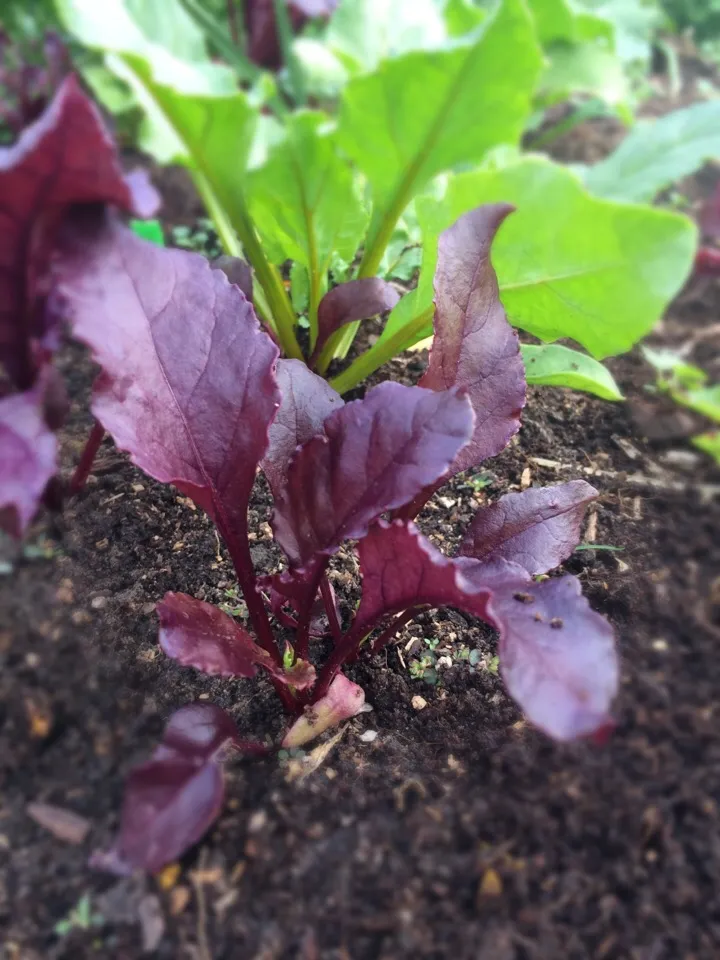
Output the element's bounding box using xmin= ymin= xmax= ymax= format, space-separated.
xmin=3 ymin=0 xmax=720 ymax=462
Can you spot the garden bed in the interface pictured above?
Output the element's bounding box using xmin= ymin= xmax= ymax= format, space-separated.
xmin=3 ymin=127 xmax=720 ymax=960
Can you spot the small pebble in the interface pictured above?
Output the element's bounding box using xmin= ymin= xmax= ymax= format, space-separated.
xmin=359 ymin=730 xmax=378 ymax=743
xmin=91 ymin=596 xmax=108 ymax=610
xmin=412 ymin=696 xmax=428 ymax=711
xmin=247 ymin=810 xmax=267 ymax=833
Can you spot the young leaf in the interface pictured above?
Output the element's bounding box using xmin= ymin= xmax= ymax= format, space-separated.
xmin=282 ymin=673 xmax=365 ymax=748
xmin=310 ymin=278 xmax=400 ymax=367
xmin=676 ymin=385 xmax=720 ymax=424
xmin=259 ymin=569 xmax=340 ymax=639
xmin=247 ymin=111 xmax=368 ymax=295
xmin=0 ymin=75 xmax=158 ymax=387
xmin=458 ymin=480 xmax=598 ymax=574
xmin=91 ymin=703 xmax=241 ymax=874
xmin=584 ymin=100 xmax=720 ymax=203
xmin=522 ymin=344 xmax=624 ymax=401
xmin=54 ymin=217 xmax=280 ymax=538
xmin=262 ymin=359 xmax=344 ymax=499
xmin=272 ymin=382 xmax=474 ymax=567
xmin=354 ymin=520 xmax=618 ymax=740
xmin=419 ymin=204 xmax=525 ymax=473
xmin=338 ymin=0 xmax=542 ymax=276
xmin=158 ymin=592 xmax=314 ymax=684
xmin=0 ymin=382 xmax=58 ymax=538
xmin=693 ymin=431 xmax=720 ymax=465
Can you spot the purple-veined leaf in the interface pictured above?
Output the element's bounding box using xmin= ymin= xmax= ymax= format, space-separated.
xmin=309 ymin=278 xmax=400 ymax=367
xmin=213 ymin=255 xmax=253 ymax=303
xmin=353 ymin=519 xmax=502 ymax=636
xmin=273 ymin=382 xmax=474 ymax=568
xmin=262 ymin=359 xmax=344 ymax=498
xmin=282 ymin=672 xmax=365 ymax=748
xmin=91 ymin=703 xmax=244 ymax=874
xmin=54 ymin=216 xmax=280 ymax=538
xmin=355 ymin=520 xmax=618 ymax=740
xmin=458 ymin=480 xmax=598 ymax=574
xmin=486 ymin=575 xmax=619 ymax=741
xmin=0 ymin=377 xmax=57 ymax=537
xmin=0 ymin=75 xmax=158 ymax=387
xmin=420 ymin=204 xmax=525 ymax=474
xmin=158 ymin=592 xmax=315 ymax=689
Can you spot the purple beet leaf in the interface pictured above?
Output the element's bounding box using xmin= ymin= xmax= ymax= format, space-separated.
xmin=458 ymin=480 xmax=598 ymax=574
xmin=259 ymin=569 xmax=340 ymax=638
xmin=352 ymin=519 xmax=504 ymax=637
xmin=91 ymin=703 xmax=251 ymax=875
xmin=245 ymin=0 xmax=338 ymax=69
xmin=282 ymin=673 xmax=365 ymax=748
xmin=272 ymin=382 xmax=474 ymax=568
xmin=158 ymin=593 xmax=315 ymax=689
xmin=347 ymin=520 xmax=617 ymax=741
xmin=54 ymin=216 xmax=280 ymax=542
xmin=213 ymin=255 xmax=253 ymax=302
xmin=0 ymin=76 xmax=158 ymax=389
xmin=419 ymin=204 xmax=525 ymax=476
xmin=309 ymin=278 xmax=400 ymax=368
xmin=0 ymin=378 xmax=57 ymax=537
xmin=486 ymin=575 xmax=619 ymax=741
xmin=262 ymin=359 xmax=344 ymax=499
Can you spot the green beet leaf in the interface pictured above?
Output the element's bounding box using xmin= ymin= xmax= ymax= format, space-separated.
xmin=247 ymin=112 xmax=368 ymax=343
xmin=327 ymin=0 xmax=448 ymax=72
xmin=522 ymin=345 xmax=623 ymax=401
xmin=693 ymin=432 xmax=720 ymax=465
xmin=337 ymin=0 xmax=542 ymax=278
xmin=382 ymin=158 xmax=695 ymax=361
xmin=584 ymin=100 xmax=720 ymax=203
xmin=57 ymin=0 xmax=302 ymax=357
xmin=539 ymin=41 xmax=627 ymax=106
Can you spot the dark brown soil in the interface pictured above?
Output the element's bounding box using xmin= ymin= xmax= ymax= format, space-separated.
xmin=3 ymin=78 xmax=720 ymax=960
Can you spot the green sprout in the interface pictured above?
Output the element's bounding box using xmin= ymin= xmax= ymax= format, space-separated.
xmin=54 ymin=894 xmax=104 ymax=937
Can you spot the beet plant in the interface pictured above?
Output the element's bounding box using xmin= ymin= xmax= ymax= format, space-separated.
xmin=39 ymin=179 xmax=616 ymax=873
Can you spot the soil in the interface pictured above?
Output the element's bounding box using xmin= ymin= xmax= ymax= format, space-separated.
xmin=3 ymin=60 xmax=720 ymax=960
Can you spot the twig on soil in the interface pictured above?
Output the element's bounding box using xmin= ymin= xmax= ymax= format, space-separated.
xmin=190 ymin=852 xmax=212 ymax=960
